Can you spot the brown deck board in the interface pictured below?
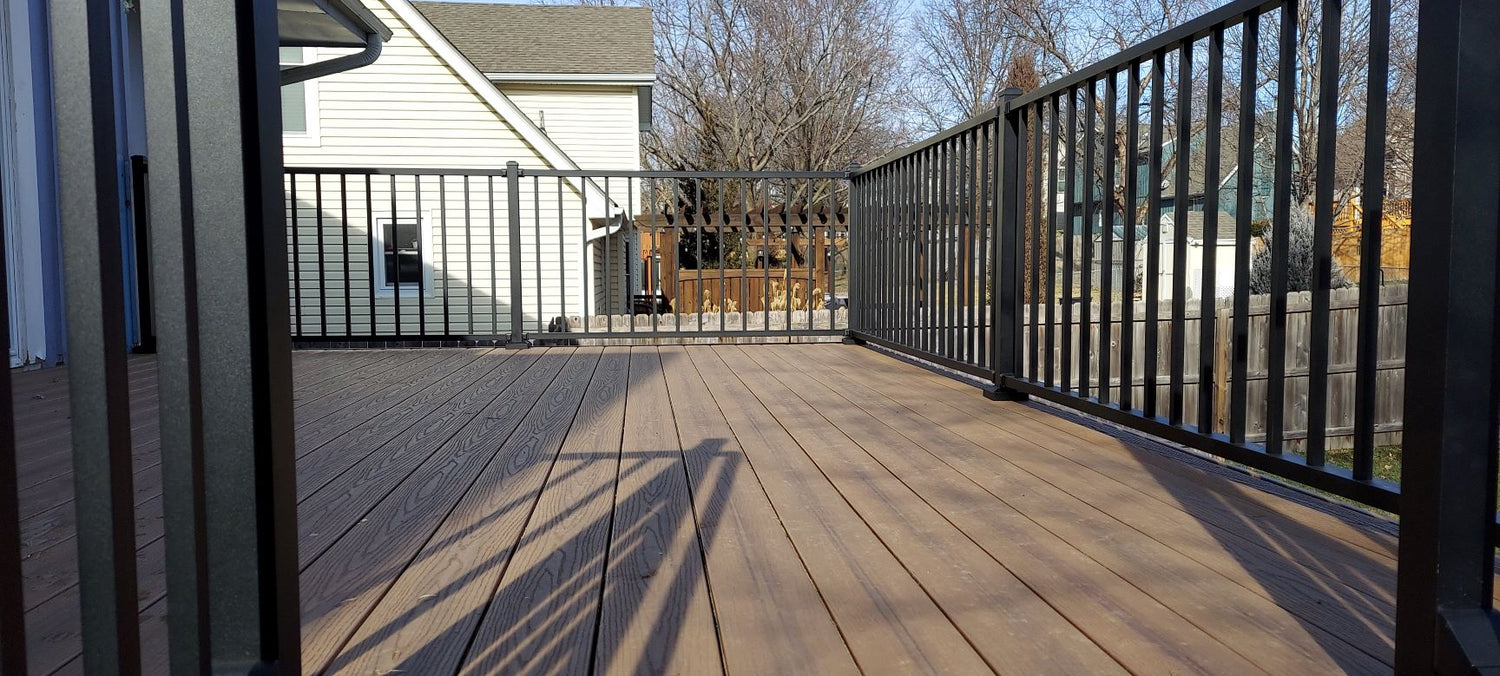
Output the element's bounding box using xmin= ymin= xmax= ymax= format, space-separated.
xmin=687 ymin=346 xmax=993 ymax=675
xmin=751 ymin=344 xmax=1267 ymax=674
xmin=16 ymin=344 xmax=1417 ymax=675
xmin=719 ymin=345 xmax=1125 ymax=674
xmin=325 ymin=349 xmax=601 ymax=675
xmin=593 ymin=348 xmax=721 ymax=676
xmin=295 ymin=348 xmax=514 ymax=500
xmin=294 ymin=349 xmax=479 ymax=453
xmin=293 ymin=349 xmax=537 ymax=566
xmin=659 ymin=346 xmax=858 ymax=676
xmin=298 ymin=350 xmax=578 ymax=674
xmin=459 ymin=347 xmax=629 ymax=675
xmin=822 ymin=345 xmax=1392 ymax=672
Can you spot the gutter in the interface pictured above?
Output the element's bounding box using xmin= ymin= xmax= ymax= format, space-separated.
xmin=280 ymin=0 xmax=391 ymax=85
xmin=281 ymin=33 xmax=383 ymax=86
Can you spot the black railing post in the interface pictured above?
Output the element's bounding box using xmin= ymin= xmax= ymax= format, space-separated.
xmin=844 ymin=163 xmax=864 ymax=344
xmin=987 ymin=87 xmax=1025 ymax=400
xmin=1396 ymin=0 xmax=1500 ymax=671
xmin=505 ymin=161 xmax=528 ymax=348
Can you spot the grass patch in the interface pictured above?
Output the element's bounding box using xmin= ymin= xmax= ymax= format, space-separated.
xmin=1324 ymin=446 xmax=1403 ymax=485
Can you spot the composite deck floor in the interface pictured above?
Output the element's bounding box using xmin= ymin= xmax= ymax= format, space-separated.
xmin=15 ymin=344 xmax=1406 ymax=674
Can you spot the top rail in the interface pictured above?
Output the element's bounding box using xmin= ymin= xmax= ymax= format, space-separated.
xmin=1010 ymin=0 xmax=1285 ymax=108
xmin=285 ymin=166 xmax=849 ymax=180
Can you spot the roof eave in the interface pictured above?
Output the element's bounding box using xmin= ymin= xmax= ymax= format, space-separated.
xmin=485 ymin=72 xmax=657 ymax=86
xmin=279 ymin=0 xmax=392 ymax=48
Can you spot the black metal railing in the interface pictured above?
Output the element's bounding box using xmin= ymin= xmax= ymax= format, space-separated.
xmin=284 ymin=166 xmax=849 ymax=345
xmin=1001 ymin=0 xmax=1403 ymax=507
xmin=858 ymin=0 xmax=1404 ymax=505
xmin=848 ymin=0 xmax=1500 ymax=669
xmin=848 ymin=115 xmax=1003 ymax=379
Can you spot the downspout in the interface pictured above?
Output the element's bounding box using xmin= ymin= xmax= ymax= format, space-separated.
xmin=280 ymin=31 xmax=381 ymax=86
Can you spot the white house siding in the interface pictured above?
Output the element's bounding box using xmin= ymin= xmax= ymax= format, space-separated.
xmin=498 ymin=85 xmax=641 ymax=171
xmin=502 ymin=84 xmax=642 ymax=312
xmin=281 ymin=0 xmax=640 ymax=338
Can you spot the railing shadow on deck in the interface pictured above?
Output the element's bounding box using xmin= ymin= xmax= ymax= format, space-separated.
xmin=310 ymin=443 xmax=734 ymax=675
xmin=859 ymin=338 xmax=1399 ymax=670
xmin=1034 ymin=400 xmax=1398 ymax=669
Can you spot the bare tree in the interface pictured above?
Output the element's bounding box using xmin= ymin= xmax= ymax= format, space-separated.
xmin=644 ymin=0 xmax=911 ymax=174
xmin=910 ymin=0 xmax=1041 ymax=130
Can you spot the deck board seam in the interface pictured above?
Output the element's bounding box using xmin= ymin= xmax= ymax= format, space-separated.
xmin=454 ymin=347 xmax=609 ymax=674
xmin=671 ymin=346 xmax=864 ymax=676
xmin=657 ymin=346 xmax=732 ymax=676
xmin=581 ymin=350 xmax=629 ymax=676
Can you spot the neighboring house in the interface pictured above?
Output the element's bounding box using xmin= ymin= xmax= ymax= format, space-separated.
xmin=0 ymin=0 xmax=384 ymax=366
xmin=281 ymin=0 xmax=655 ymax=338
xmin=1058 ymin=122 xmax=1275 ymax=302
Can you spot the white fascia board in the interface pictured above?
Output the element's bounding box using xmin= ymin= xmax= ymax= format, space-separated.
xmin=383 ymin=0 xmax=613 ymax=214
xmin=485 ymin=72 xmax=656 ymax=86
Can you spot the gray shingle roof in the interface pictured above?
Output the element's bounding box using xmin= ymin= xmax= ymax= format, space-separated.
xmin=413 ymin=2 xmax=654 ymax=76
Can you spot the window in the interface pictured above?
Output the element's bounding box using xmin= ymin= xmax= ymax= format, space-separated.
xmin=372 ymin=216 xmax=433 ymax=294
xmin=280 ymin=47 xmax=319 ymax=144
xmin=636 ymin=85 xmax=653 ymax=132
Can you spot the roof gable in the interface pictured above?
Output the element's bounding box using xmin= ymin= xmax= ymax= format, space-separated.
xmin=381 ymin=0 xmax=616 ymax=210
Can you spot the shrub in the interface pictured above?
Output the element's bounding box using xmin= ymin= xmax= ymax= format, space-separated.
xmin=1249 ymin=208 xmax=1352 ymax=294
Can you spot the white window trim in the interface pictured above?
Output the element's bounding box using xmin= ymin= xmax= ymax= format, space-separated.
xmin=371 ymin=213 xmax=435 ymax=297
xmin=282 ymin=47 xmax=321 ymax=147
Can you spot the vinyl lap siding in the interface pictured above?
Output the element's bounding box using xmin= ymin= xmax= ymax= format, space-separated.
xmin=503 ymin=85 xmax=642 ymax=312
xmin=499 ymin=85 xmax=642 ymax=171
xmin=282 ymin=0 xmax=641 ymax=338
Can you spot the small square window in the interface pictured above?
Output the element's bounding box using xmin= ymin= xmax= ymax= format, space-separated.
xmin=373 ymin=216 xmax=433 ymax=294
xmin=383 ymin=222 xmax=423 ymax=286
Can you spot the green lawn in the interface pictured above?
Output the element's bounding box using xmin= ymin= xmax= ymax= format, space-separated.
xmin=1323 ymin=446 xmax=1403 ymax=485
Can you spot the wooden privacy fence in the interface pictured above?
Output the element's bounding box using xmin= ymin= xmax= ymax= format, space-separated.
xmin=672 ymin=268 xmax=826 ymax=314
xmin=1023 ymin=285 xmax=1408 ymax=451
xmin=636 ymin=209 xmax=846 ymax=315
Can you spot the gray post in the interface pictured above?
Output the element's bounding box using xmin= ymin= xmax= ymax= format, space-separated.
xmin=50 ymin=0 xmax=142 ymax=671
xmin=140 ymin=0 xmax=210 ymax=670
xmin=987 ymin=87 xmax=1026 ymax=400
xmin=505 ymin=161 xmax=528 ymax=347
xmin=137 ymin=0 xmax=303 ymax=670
